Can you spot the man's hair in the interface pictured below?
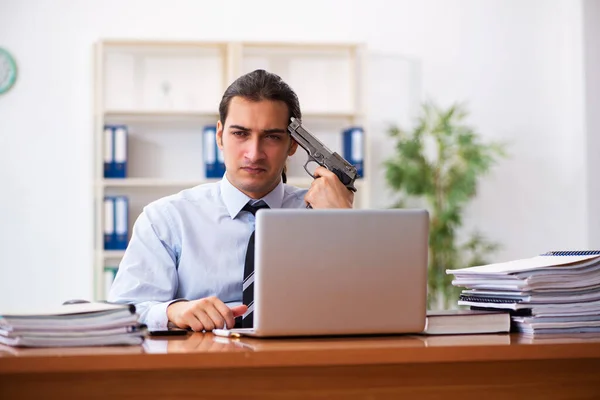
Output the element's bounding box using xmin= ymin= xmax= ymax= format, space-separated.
xmin=218 ymin=69 xmax=302 ymax=125
xmin=218 ymin=69 xmax=300 ymax=184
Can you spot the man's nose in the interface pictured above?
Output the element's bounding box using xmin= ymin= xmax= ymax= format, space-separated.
xmin=245 ymin=137 xmax=264 ymax=161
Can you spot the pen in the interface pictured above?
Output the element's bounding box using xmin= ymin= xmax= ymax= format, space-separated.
xmin=212 ymin=329 xmax=242 ymax=338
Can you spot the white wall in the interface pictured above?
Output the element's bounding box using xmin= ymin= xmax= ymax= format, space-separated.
xmin=0 ymin=0 xmax=590 ymax=310
xmin=454 ymin=0 xmax=588 ymax=257
xmin=584 ymin=0 xmax=600 ymax=247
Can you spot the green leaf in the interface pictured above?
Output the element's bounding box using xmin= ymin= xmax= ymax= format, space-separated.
xmin=384 ymin=100 xmax=507 ymax=309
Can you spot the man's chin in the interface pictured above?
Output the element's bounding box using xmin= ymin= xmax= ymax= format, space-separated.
xmin=236 ymin=177 xmax=278 ymax=198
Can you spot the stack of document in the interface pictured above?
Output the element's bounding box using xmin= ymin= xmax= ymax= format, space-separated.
xmin=446 ymin=251 xmax=600 ymax=336
xmin=0 ymin=302 xmax=145 ymax=347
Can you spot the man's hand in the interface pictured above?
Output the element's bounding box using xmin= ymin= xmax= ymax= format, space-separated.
xmin=304 ymin=166 xmax=354 ymax=209
xmin=167 ymin=297 xmax=248 ymax=331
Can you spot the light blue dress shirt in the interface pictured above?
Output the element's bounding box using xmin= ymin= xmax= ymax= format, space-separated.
xmin=108 ymin=175 xmax=307 ymax=329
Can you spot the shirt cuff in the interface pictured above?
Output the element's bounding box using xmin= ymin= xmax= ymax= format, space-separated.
xmin=145 ymin=298 xmax=188 ymax=330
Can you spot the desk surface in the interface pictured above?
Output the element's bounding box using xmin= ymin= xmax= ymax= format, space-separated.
xmin=3 ymin=333 xmax=600 ymax=399
xmin=2 ymin=333 xmax=600 ymax=374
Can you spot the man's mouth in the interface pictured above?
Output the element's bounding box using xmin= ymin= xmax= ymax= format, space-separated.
xmin=241 ymin=166 xmax=266 ymax=174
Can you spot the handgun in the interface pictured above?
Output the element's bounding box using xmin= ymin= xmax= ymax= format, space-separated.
xmin=287 ymin=117 xmax=358 ymax=192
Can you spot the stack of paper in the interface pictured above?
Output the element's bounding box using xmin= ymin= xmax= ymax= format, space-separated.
xmin=447 ymin=252 xmax=600 ymax=336
xmin=0 ymin=302 xmax=146 ymax=347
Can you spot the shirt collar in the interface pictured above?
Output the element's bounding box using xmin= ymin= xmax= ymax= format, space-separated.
xmin=220 ymin=173 xmax=284 ymax=219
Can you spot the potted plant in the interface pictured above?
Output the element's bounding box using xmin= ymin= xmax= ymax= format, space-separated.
xmin=384 ymin=102 xmax=507 ymax=309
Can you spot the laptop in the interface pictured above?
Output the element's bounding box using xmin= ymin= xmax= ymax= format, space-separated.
xmin=214 ymin=208 xmax=429 ymax=338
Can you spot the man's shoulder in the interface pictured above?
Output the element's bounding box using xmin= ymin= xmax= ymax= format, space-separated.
xmin=145 ymin=181 xmax=222 ymax=212
xmin=282 ymin=183 xmax=308 ymax=207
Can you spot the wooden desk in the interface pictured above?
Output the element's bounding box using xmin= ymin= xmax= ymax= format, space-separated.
xmin=1 ymin=333 xmax=600 ymax=399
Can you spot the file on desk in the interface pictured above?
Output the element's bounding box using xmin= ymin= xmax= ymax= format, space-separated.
xmin=0 ymin=302 xmax=145 ymax=347
xmin=447 ymin=251 xmax=600 ymax=336
xmin=420 ymin=309 xmax=510 ymax=335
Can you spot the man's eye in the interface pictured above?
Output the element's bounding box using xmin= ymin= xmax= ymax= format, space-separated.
xmin=266 ymin=135 xmax=282 ymax=141
xmin=232 ymin=131 xmax=247 ymax=137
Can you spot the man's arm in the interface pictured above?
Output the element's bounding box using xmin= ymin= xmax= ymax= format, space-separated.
xmin=108 ymin=202 xmax=248 ymax=331
xmin=108 ymin=206 xmax=182 ymax=330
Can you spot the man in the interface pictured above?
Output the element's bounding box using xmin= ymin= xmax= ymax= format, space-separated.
xmin=108 ymin=69 xmax=354 ymax=331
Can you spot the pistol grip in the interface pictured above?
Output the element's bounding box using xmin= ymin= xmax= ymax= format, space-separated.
xmin=332 ymin=168 xmax=357 ymax=192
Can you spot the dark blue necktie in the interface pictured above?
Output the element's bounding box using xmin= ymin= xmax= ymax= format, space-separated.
xmin=241 ymin=202 xmax=269 ymax=328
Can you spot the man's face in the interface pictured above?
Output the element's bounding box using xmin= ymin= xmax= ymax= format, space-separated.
xmin=216 ymin=96 xmax=298 ymax=199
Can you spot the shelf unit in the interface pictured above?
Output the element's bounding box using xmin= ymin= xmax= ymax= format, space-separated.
xmin=93 ymin=40 xmax=370 ymax=300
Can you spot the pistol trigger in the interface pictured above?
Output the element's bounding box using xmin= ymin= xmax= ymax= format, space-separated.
xmin=303 ymin=160 xmax=316 ymax=179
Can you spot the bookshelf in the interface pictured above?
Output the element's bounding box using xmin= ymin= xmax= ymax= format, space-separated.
xmin=93 ymin=40 xmax=371 ymax=300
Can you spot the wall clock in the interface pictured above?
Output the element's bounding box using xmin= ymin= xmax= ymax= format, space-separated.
xmin=0 ymin=47 xmax=18 ymax=95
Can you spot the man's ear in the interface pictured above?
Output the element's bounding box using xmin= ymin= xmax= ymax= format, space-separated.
xmin=288 ymin=139 xmax=298 ymax=156
xmin=216 ymin=120 xmax=224 ymax=150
